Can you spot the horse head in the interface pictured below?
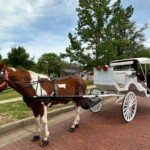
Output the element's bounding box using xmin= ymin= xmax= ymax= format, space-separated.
xmin=0 ymin=61 xmax=8 ymax=93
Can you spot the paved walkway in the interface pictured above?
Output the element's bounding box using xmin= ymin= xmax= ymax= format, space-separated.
xmin=1 ymin=97 xmax=150 ymax=150
xmin=0 ymin=97 xmax=22 ymax=104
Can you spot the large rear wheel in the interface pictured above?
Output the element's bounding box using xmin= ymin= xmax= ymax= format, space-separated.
xmin=122 ymin=91 xmax=137 ymax=122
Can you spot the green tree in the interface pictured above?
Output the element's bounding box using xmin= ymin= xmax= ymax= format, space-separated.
xmin=7 ymin=46 xmax=35 ymax=70
xmin=37 ymin=53 xmax=66 ymax=77
xmin=135 ymin=48 xmax=150 ymax=58
xmin=63 ymin=0 xmax=147 ymax=70
xmin=108 ymin=0 xmax=147 ymax=58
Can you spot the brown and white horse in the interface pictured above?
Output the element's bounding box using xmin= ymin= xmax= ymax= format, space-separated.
xmin=0 ymin=62 xmax=87 ymax=147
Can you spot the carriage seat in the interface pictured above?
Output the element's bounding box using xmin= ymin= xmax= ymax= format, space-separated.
xmin=147 ymin=74 xmax=150 ymax=88
xmin=137 ymin=74 xmax=150 ymax=88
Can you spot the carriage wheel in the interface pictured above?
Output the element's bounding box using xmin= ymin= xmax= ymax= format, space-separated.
xmin=89 ymin=101 xmax=103 ymax=113
xmin=122 ymin=91 xmax=137 ymax=122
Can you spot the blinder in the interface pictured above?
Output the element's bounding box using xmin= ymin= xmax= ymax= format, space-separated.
xmin=0 ymin=67 xmax=8 ymax=87
xmin=0 ymin=68 xmax=5 ymax=78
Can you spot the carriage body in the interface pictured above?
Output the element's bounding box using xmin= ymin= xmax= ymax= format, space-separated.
xmin=94 ymin=57 xmax=150 ymax=97
xmin=91 ymin=58 xmax=150 ymax=122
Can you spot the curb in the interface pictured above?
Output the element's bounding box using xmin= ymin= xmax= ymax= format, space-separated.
xmin=0 ymin=105 xmax=75 ymax=135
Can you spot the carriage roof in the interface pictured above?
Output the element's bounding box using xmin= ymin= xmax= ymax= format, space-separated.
xmin=110 ymin=57 xmax=150 ymax=66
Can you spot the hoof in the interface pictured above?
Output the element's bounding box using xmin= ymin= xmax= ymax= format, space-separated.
xmin=40 ymin=140 xmax=49 ymax=147
xmin=69 ymin=127 xmax=75 ymax=132
xmin=75 ymin=124 xmax=79 ymax=128
xmin=31 ymin=135 xmax=40 ymax=142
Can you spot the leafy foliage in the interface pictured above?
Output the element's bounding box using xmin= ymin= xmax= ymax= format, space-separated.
xmin=63 ymin=0 xmax=148 ymax=70
xmin=7 ymin=46 xmax=36 ymax=70
xmin=37 ymin=53 xmax=66 ymax=77
xmin=135 ymin=48 xmax=150 ymax=58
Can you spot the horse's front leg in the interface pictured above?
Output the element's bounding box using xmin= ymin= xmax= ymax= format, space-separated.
xmin=70 ymin=106 xmax=81 ymax=132
xmin=31 ymin=115 xmax=41 ymax=142
xmin=40 ymin=105 xmax=49 ymax=147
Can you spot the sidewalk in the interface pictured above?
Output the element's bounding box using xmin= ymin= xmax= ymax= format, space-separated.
xmin=0 ymin=105 xmax=80 ymax=147
xmin=0 ymin=97 xmax=22 ymax=104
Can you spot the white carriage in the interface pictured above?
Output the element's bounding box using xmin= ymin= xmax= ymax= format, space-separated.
xmin=90 ymin=57 xmax=150 ymax=122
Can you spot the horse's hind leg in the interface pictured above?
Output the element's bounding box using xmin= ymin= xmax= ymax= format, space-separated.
xmin=70 ymin=105 xmax=81 ymax=132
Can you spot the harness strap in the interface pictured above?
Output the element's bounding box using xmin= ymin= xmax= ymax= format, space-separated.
xmin=51 ymin=78 xmax=58 ymax=96
xmin=48 ymin=78 xmax=58 ymax=106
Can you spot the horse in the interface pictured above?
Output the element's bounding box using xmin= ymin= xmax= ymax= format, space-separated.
xmin=0 ymin=62 xmax=87 ymax=147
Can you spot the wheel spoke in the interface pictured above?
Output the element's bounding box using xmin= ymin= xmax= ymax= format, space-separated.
xmin=123 ymin=107 xmax=129 ymax=111
xmin=124 ymin=103 xmax=129 ymax=107
xmin=90 ymin=101 xmax=102 ymax=113
xmin=124 ymin=109 xmax=129 ymax=116
xmin=131 ymin=99 xmax=136 ymax=105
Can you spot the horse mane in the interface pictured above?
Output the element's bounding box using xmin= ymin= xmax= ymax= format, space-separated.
xmin=28 ymin=70 xmax=49 ymax=79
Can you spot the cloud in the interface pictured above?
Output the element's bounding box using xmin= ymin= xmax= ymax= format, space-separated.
xmin=0 ymin=0 xmax=78 ymax=60
xmin=23 ymin=31 xmax=70 ymax=60
xmin=0 ymin=0 xmax=48 ymax=29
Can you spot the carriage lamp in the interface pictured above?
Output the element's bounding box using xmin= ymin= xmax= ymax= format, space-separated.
xmin=103 ymin=65 xmax=109 ymax=71
xmin=96 ymin=66 xmax=101 ymax=71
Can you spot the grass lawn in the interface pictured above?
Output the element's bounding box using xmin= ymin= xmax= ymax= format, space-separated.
xmin=0 ymin=101 xmax=73 ymax=125
xmin=0 ymin=90 xmax=21 ymax=101
xmin=86 ymin=80 xmax=93 ymax=85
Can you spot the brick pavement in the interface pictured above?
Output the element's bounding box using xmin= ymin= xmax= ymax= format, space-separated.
xmin=1 ymin=97 xmax=150 ymax=150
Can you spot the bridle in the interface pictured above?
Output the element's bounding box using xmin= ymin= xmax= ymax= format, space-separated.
xmin=0 ymin=67 xmax=8 ymax=88
xmin=0 ymin=67 xmax=51 ymax=96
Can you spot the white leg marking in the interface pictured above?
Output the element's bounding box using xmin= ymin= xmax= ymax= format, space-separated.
xmin=35 ymin=115 xmax=41 ymax=136
xmin=41 ymin=105 xmax=49 ymax=140
xmin=71 ymin=106 xmax=81 ymax=128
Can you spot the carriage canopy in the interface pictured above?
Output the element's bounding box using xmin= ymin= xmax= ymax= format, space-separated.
xmin=110 ymin=57 xmax=150 ymax=66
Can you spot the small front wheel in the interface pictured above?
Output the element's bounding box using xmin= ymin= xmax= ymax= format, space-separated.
xmin=122 ymin=91 xmax=137 ymax=122
xmin=89 ymin=101 xmax=103 ymax=113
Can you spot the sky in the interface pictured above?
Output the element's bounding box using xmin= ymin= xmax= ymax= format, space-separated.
xmin=0 ymin=0 xmax=150 ymax=61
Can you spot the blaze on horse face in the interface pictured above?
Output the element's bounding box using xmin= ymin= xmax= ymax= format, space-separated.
xmin=0 ymin=62 xmax=8 ymax=93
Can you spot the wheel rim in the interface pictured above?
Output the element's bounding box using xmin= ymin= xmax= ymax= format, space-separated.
xmin=90 ymin=101 xmax=102 ymax=113
xmin=122 ymin=92 xmax=137 ymax=122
